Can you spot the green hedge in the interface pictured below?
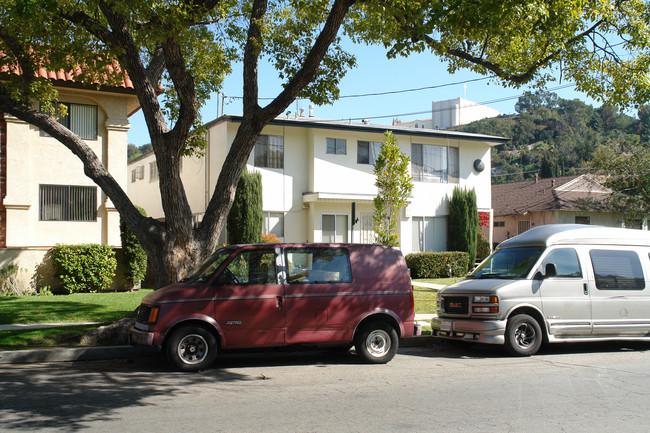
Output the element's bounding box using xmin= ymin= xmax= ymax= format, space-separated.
xmin=51 ymin=244 xmax=117 ymax=294
xmin=405 ymin=251 xmax=470 ymax=279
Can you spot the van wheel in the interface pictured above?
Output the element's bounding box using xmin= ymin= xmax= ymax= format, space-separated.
xmin=166 ymin=325 xmax=218 ymax=372
xmin=354 ymin=321 xmax=398 ymax=364
xmin=504 ymin=314 xmax=542 ymax=356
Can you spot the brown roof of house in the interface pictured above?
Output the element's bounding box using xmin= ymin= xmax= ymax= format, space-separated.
xmin=492 ymin=174 xmax=611 ymax=216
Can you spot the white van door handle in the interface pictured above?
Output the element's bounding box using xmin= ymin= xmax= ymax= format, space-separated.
xmin=583 ymin=283 xmax=588 ymax=295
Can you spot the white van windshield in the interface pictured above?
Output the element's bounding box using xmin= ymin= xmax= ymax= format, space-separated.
xmin=470 ymin=246 xmax=544 ymax=279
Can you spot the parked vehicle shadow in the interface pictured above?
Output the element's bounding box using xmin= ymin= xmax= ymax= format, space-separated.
xmin=401 ymin=339 xmax=650 ymax=359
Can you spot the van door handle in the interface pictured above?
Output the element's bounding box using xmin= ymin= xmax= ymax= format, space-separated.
xmin=276 ymin=296 xmax=283 ymax=310
xmin=583 ymin=283 xmax=588 ymax=295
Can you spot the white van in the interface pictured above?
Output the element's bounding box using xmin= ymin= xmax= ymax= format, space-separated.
xmin=431 ymin=225 xmax=650 ymax=356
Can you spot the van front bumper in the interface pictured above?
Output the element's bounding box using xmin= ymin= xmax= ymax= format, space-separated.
xmin=129 ymin=326 xmax=160 ymax=347
xmin=431 ymin=317 xmax=506 ymax=345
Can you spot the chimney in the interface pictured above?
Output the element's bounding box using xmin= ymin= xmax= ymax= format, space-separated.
xmin=309 ymin=104 xmax=314 ymax=117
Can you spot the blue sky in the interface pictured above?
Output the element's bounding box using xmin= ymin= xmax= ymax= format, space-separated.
xmin=126 ymin=43 xmax=600 ymax=147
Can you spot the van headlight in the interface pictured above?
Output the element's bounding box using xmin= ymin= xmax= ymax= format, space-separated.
xmin=472 ymin=295 xmax=499 ymax=314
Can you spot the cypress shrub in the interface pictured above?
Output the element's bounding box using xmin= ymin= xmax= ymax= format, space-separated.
xmin=405 ymin=251 xmax=470 ymax=279
xmin=51 ymin=244 xmax=117 ymax=294
xmin=227 ymin=169 xmax=263 ymax=244
xmin=120 ymin=206 xmax=148 ymax=289
xmin=448 ymin=187 xmax=479 ymax=268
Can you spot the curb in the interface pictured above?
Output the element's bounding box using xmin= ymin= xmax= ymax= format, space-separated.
xmin=0 ymin=345 xmax=157 ymax=364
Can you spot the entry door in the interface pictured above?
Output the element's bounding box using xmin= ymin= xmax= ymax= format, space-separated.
xmin=538 ymin=248 xmax=592 ymax=337
xmin=213 ymin=248 xmax=285 ymax=348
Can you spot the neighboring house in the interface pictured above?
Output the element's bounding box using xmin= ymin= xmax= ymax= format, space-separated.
xmin=0 ymin=70 xmax=139 ymax=290
xmin=128 ymin=114 xmax=507 ymax=254
xmin=396 ymin=97 xmax=501 ymax=130
xmin=490 ymin=174 xmax=648 ymax=245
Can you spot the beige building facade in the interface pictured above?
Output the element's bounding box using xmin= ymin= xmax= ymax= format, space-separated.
xmin=0 ymin=81 xmax=139 ymax=291
xmin=129 ymin=115 xmax=506 ymax=255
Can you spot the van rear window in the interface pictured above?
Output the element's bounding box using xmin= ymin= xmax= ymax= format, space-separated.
xmin=285 ymin=248 xmax=352 ymax=284
xmin=590 ymin=250 xmax=645 ymax=290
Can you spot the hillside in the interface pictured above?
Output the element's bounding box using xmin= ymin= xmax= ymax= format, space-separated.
xmin=457 ymin=91 xmax=650 ymax=184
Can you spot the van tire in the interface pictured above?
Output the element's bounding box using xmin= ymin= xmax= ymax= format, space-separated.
xmin=166 ymin=325 xmax=218 ymax=372
xmin=504 ymin=314 xmax=542 ymax=356
xmin=354 ymin=321 xmax=398 ymax=364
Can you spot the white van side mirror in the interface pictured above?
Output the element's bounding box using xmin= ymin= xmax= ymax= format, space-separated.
xmin=544 ymin=263 xmax=558 ymax=279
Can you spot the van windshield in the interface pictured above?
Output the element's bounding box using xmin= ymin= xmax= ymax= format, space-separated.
xmin=470 ymin=246 xmax=544 ymax=279
xmin=183 ymin=249 xmax=232 ymax=284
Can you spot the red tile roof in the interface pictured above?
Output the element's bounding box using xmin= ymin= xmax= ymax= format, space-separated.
xmin=1 ymin=57 xmax=134 ymax=90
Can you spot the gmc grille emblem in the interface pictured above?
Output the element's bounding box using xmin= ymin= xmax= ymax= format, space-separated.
xmin=449 ymin=302 xmax=462 ymax=308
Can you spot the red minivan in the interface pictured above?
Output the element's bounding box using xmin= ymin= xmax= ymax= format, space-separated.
xmin=130 ymin=243 xmax=418 ymax=371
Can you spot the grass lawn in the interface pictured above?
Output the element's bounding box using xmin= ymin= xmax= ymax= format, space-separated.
xmin=0 ymin=290 xmax=152 ymax=350
xmin=412 ymin=277 xmax=464 ymax=314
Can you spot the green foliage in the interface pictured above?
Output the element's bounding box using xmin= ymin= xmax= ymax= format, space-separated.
xmin=591 ymin=142 xmax=650 ymax=217
xmin=227 ymin=169 xmax=263 ymax=244
xmin=51 ymin=244 xmax=117 ymax=294
xmin=461 ymin=91 xmax=647 ymax=184
xmin=373 ymin=131 xmax=413 ymax=246
xmin=0 ymin=264 xmax=32 ymax=296
xmin=120 ymin=206 xmax=148 ymax=288
xmin=405 ymin=252 xmax=470 ymax=279
xmin=448 ymin=187 xmax=479 ymax=266
xmin=351 ymin=0 xmax=650 ymax=109
xmin=476 ymin=231 xmax=491 ymax=262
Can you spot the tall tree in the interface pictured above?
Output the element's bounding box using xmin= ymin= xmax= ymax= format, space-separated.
xmin=1 ymin=1 xmax=649 ymax=287
xmin=227 ymin=169 xmax=263 ymax=245
xmin=372 ymin=131 xmax=412 ymax=246
xmin=591 ymin=142 xmax=650 ymax=218
xmin=448 ymin=187 xmax=479 ymax=267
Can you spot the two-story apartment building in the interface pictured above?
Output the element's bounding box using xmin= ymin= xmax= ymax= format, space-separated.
xmin=129 ymin=115 xmax=506 ymax=255
xmin=0 ymin=72 xmax=139 ymax=291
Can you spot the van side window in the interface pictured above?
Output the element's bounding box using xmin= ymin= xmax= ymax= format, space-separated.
xmin=541 ymin=248 xmax=582 ymax=278
xmin=219 ymin=249 xmax=277 ymax=285
xmin=285 ymin=248 xmax=352 ymax=284
xmin=590 ymin=250 xmax=645 ymax=290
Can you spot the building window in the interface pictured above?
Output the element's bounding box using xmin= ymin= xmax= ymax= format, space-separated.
xmin=263 ymin=212 xmax=284 ymax=238
xmin=149 ymin=162 xmax=158 ymax=182
xmin=575 ymin=216 xmax=590 ymax=225
xmin=412 ymin=216 xmax=447 ymax=252
xmin=357 ymin=141 xmax=382 ymax=164
xmin=494 ymin=221 xmax=505 ymax=228
xmin=254 ymin=135 xmax=284 ymax=168
xmin=39 ymin=184 xmax=97 ymax=221
xmin=326 ymin=138 xmax=346 ymax=155
xmin=517 ymin=220 xmax=531 ymax=234
xmin=131 ymin=165 xmax=144 ymax=183
xmin=322 ymin=214 xmax=348 ymax=243
xmin=40 ymin=103 xmax=98 ymax=140
xmin=411 ymin=143 xmax=459 ymax=183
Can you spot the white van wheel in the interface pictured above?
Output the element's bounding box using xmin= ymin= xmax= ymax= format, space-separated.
xmin=166 ymin=325 xmax=218 ymax=371
xmin=504 ymin=314 xmax=542 ymax=356
xmin=354 ymin=321 xmax=398 ymax=364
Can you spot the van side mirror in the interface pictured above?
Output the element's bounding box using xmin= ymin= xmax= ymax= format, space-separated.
xmin=544 ymin=263 xmax=558 ymax=279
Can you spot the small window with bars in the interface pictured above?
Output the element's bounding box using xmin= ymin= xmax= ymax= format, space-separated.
xmin=39 ymin=184 xmax=97 ymax=221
